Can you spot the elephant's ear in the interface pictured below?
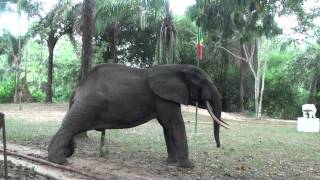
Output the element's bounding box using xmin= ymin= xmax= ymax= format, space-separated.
xmin=147 ymin=69 xmax=189 ymax=105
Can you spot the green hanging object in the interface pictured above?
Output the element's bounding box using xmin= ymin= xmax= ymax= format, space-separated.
xmin=195 ymin=26 xmax=203 ymax=134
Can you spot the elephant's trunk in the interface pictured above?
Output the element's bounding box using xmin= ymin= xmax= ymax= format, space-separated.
xmin=214 ymin=119 xmax=220 ymax=147
xmin=205 ymin=101 xmax=229 ymax=147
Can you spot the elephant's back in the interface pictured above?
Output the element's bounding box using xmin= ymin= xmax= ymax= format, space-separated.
xmin=74 ymin=64 xmax=151 ymax=107
xmin=80 ymin=63 xmax=146 ymax=83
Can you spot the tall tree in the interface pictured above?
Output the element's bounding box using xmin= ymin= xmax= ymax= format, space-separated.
xmin=76 ymin=0 xmax=95 ymax=139
xmin=188 ymin=0 xmax=282 ymax=118
xmin=0 ymin=0 xmax=41 ymax=103
xmin=0 ymin=0 xmax=41 ymax=15
xmin=79 ymin=0 xmax=95 ymax=80
xmin=292 ymin=43 xmax=320 ymax=104
xmin=155 ymin=0 xmax=178 ymax=65
xmin=32 ymin=1 xmax=81 ymax=102
xmin=95 ymin=0 xmax=133 ymax=63
xmin=93 ymin=0 xmax=166 ymax=67
xmin=0 ymin=30 xmax=28 ymax=103
xmin=95 ymin=0 xmax=163 ymax=64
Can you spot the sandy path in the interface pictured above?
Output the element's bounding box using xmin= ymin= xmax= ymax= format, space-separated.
xmin=0 ymin=103 xmax=295 ymax=124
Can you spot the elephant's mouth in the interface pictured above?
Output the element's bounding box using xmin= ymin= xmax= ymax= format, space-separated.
xmin=205 ymin=101 xmax=230 ymax=129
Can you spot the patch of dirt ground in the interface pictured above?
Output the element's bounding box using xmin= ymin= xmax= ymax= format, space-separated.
xmin=0 ymin=160 xmax=48 ymax=180
xmin=0 ymin=103 xmax=68 ymax=122
xmin=0 ymin=102 xmax=294 ymax=123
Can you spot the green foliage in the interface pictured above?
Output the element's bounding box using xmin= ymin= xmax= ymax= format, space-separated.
xmin=0 ymin=0 xmax=41 ymax=17
xmin=117 ymin=23 xmax=159 ymax=67
xmin=155 ymin=0 xmax=178 ymax=65
xmin=1 ymin=0 xmax=319 ymax=122
xmin=203 ymin=61 xmax=243 ymax=112
xmin=175 ymin=16 xmax=197 ymax=65
xmin=0 ymin=75 xmax=15 ymax=103
xmin=30 ymin=89 xmax=45 ymax=102
xmin=95 ymin=0 xmax=132 ymax=33
xmin=263 ymin=78 xmax=301 ymax=119
xmin=262 ymin=49 xmax=301 ymax=119
xmin=53 ymin=36 xmax=80 ymax=102
xmin=188 ymin=0 xmax=282 ymax=43
xmin=0 ymin=29 xmax=29 ymax=62
xmin=94 ymin=0 xmax=166 ymax=65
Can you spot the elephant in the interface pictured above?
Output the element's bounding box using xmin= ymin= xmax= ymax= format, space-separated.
xmin=48 ymin=63 xmax=229 ymax=168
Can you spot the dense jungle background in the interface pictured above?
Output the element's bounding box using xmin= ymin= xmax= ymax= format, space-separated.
xmin=1 ymin=0 xmax=320 ymax=120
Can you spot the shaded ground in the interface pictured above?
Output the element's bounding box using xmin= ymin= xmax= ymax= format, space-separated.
xmin=0 ymin=103 xmax=320 ymax=179
xmin=0 ymin=160 xmax=48 ymax=180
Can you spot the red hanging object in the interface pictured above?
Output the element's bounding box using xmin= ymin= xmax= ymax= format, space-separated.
xmin=197 ymin=27 xmax=204 ymax=63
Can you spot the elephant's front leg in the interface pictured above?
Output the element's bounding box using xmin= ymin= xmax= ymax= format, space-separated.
xmin=158 ymin=120 xmax=177 ymax=163
xmin=48 ymin=102 xmax=97 ymax=164
xmin=48 ymin=127 xmax=74 ymax=164
xmin=99 ymin=129 xmax=108 ymax=157
xmin=170 ymin=113 xmax=194 ymax=168
xmin=157 ymin=101 xmax=193 ymax=168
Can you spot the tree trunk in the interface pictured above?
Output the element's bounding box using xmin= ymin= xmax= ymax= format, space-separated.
xmin=79 ymin=0 xmax=94 ymax=80
xmin=221 ymin=40 xmax=229 ymax=111
xmin=239 ymin=41 xmax=245 ymax=112
xmin=109 ymin=22 xmax=119 ymax=63
xmin=254 ymin=40 xmax=260 ymax=119
xmin=76 ymin=0 xmax=95 ymax=139
xmin=254 ymin=38 xmax=266 ymax=120
xmin=258 ymin=65 xmax=266 ymax=120
xmin=13 ymin=56 xmax=20 ymax=103
xmin=308 ymin=76 xmax=319 ymax=103
xmin=110 ymin=32 xmax=117 ymax=63
xmin=46 ymin=43 xmax=55 ymax=103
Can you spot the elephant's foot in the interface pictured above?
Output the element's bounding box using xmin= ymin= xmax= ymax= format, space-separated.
xmin=48 ymin=128 xmax=74 ymax=164
xmin=99 ymin=146 xmax=109 ymax=157
xmin=166 ymin=156 xmax=178 ymax=164
xmin=177 ymin=159 xmax=194 ymax=168
xmin=64 ymin=139 xmax=76 ymax=158
xmin=99 ymin=130 xmax=108 ymax=157
xmin=48 ymin=149 xmax=68 ymax=164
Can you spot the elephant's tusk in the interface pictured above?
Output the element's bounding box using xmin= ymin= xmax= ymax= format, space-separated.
xmin=219 ymin=118 xmax=230 ymax=126
xmin=205 ymin=101 xmax=230 ymax=126
xmin=205 ymin=101 xmax=230 ymax=129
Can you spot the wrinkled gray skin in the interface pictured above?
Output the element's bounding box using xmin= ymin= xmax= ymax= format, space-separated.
xmin=48 ymin=64 xmax=222 ymax=168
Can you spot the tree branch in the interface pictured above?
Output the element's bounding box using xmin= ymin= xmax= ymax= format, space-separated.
xmin=216 ymin=45 xmax=248 ymax=62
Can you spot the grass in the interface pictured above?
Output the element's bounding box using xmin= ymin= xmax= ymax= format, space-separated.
xmin=2 ymin=111 xmax=320 ymax=179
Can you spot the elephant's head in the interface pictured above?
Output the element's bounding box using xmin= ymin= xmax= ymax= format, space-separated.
xmin=147 ymin=64 xmax=229 ymax=147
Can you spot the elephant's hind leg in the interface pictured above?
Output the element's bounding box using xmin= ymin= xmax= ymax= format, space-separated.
xmin=48 ymin=102 xmax=98 ymax=164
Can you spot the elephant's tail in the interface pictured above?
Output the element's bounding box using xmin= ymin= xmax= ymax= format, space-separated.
xmin=69 ymin=91 xmax=76 ymax=109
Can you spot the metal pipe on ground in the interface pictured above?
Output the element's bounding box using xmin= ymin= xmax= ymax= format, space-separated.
xmin=0 ymin=112 xmax=8 ymax=180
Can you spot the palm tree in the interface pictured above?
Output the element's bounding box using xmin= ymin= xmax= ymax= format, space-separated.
xmin=0 ymin=30 xmax=28 ymax=103
xmin=79 ymin=0 xmax=95 ymax=80
xmin=95 ymin=0 xmax=141 ymax=63
xmin=0 ymin=0 xmax=41 ymax=103
xmin=155 ymin=0 xmax=178 ymax=65
xmin=76 ymin=0 xmax=95 ymax=139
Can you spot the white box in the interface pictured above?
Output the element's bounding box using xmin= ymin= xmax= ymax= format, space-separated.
xmin=297 ymin=117 xmax=320 ymax=132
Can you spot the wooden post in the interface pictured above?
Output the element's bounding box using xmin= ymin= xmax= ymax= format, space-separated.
xmin=0 ymin=112 xmax=8 ymax=179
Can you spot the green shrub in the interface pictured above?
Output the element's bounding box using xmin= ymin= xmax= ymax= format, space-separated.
xmin=31 ymin=90 xmax=45 ymax=102
xmin=0 ymin=78 xmax=15 ymax=103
